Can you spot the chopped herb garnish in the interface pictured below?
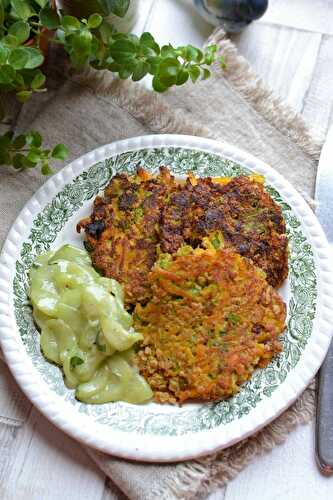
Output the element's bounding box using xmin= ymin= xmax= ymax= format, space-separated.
xmin=133 ymin=207 xmax=144 ymax=221
xmin=70 ymin=356 xmax=84 ymax=368
xmin=212 ymin=235 xmax=221 ymax=249
xmin=227 ymin=312 xmax=241 ymax=325
xmin=95 ymin=330 xmax=107 ymax=352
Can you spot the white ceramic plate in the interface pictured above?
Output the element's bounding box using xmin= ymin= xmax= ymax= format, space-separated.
xmin=0 ymin=134 xmax=332 ymax=462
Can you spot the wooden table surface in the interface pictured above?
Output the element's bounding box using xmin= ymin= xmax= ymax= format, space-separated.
xmin=1 ymin=1 xmax=333 ymax=499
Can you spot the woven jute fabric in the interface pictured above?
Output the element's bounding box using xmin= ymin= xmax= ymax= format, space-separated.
xmin=0 ymin=29 xmax=321 ymax=499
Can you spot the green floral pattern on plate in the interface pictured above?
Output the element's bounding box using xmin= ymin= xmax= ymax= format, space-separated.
xmin=13 ymin=147 xmax=316 ymax=436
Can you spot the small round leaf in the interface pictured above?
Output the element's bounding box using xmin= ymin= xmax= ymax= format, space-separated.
xmin=27 ymin=147 xmax=42 ymax=163
xmin=51 ymin=143 xmax=69 ymax=160
xmin=10 ymin=0 xmax=34 ymax=20
xmin=188 ymin=65 xmax=200 ymax=83
xmin=88 ymin=13 xmax=102 ymax=29
xmin=40 ymin=6 xmax=60 ymax=29
xmin=12 ymin=134 xmax=27 ymax=149
xmin=0 ymin=64 xmax=16 ymax=84
xmin=62 ymin=15 xmax=81 ymax=32
xmin=109 ymin=39 xmax=137 ymax=64
xmin=31 ymin=71 xmax=46 ymax=90
xmin=9 ymin=47 xmax=29 ymax=69
xmin=176 ymin=68 xmax=189 ymax=86
xmin=26 ymin=131 xmax=42 ymax=147
xmin=41 ymin=162 xmax=53 ymax=175
xmin=24 ymin=47 xmax=44 ymax=69
xmin=132 ymin=61 xmax=149 ymax=82
xmin=152 ymin=75 xmax=167 ymax=92
xmin=0 ymin=44 xmax=10 ymax=65
xmin=8 ymin=21 xmax=30 ymax=44
xmin=16 ymin=90 xmax=33 ymax=102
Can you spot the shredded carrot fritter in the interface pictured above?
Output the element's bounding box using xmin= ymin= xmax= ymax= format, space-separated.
xmin=134 ymin=247 xmax=286 ymax=404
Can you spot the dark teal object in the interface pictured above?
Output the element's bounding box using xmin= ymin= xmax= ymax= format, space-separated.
xmin=193 ymin=0 xmax=268 ymax=32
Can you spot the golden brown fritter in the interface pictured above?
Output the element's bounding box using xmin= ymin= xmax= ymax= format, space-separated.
xmin=77 ymin=167 xmax=177 ymax=305
xmin=77 ymin=167 xmax=288 ymax=305
xmin=134 ymin=247 xmax=287 ymax=404
xmin=160 ymin=175 xmax=288 ymax=288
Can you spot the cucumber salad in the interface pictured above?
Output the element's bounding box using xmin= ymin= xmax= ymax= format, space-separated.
xmin=29 ymin=245 xmax=153 ymax=404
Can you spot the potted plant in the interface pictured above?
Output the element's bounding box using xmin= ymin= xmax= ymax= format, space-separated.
xmin=0 ymin=0 xmax=223 ymax=175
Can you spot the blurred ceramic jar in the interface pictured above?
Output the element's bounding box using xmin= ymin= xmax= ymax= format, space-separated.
xmin=192 ymin=0 xmax=268 ymax=32
xmin=59 ymin=0 xmax=139 ymax=33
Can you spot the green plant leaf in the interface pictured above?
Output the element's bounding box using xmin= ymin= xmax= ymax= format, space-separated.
xmin=27 ymin=146 xmax=42 ymax=163
xmin=12 ymin=152 xmax=26 ymax=169
xmin=188 ymin=65 xmax=200 ymax=83
xmin=31 ymin=70 xmax=46 ymax=89
xmin=118 ymin=66 xmax=131 ymax=79
xmin=34 ymin=0 xmax=48 ymax=7
xmin=8 ymin=20 xmax=30 ymax=44
xmin=204 ymin=53 xmax=213 ymax=65
xmin=72 ymin=30 xmax=92 ymax=55
xmin=99 ymin=0 xmax=130 ymax=18
xmin=206 ymin=44 xmax=217 ymax=54
xmin=40 ymin=5 xmax=60 ymax=29
xmin=62 ymin=15 xmax=81 ymax=32
xmin=0 ymin=44 xmax=9 ymax=64
xmin=12 ymin=134 xmax=26 ymax=149
xmin=147 ymin=56 xmax=160 ymax=75
xmin=132 ymin=60 xmax=149 ymax=81
xmin=152 ymin=75 xmax=167 ymax=92
xmin=202 ymin=67 xmax=211 ymax=80
xmin=3 ymin=34 xmax=19 ymax=47
xmin=109 ymin=38 xmax=137 ymax=63
xmin=176 ymin=68 xmax=189 ymax=86
xmin=0 ymin=147 xmax=11 ymax=166
xmin=0 ymin=131 xmax=14 ymax=149
xmin=0 ymin=64 xmax=15 ymax=83
xmin=25 ymin=131 xmax=42 ymax=147
xmin=98 ymin=20 xmax=114 ymax=44
xmin=16 ymin=89 xmax=32 ymax=102
xmin=140 ymin=32 xmax=159 ymax=54
xmin=10 ymin=0 xmax=34 ymax=20
xmin=182 ymin=45 xmax=202 ymax=63
xmin=9 ymin=47 xmax=29 ymax=69
xmin=158 ymin=57 xmax=180 ymax=87
xmin=51 ymin=143 xmax=69 ymax=160
xmin=24 ymin=47 xmax=44 ymax=69
xmin=88 ymin=13 xmax=102 ymax=29
xmin=160 ymin=44 xmax=175 ymax=58
xmin=41 ymin=162 xmax=53 ymax=175
xmin=13 ymin=71 xmax=25 ymax=88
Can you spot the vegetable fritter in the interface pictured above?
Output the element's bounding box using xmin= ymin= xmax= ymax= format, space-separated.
xmin=77 ymin=167 xmax=177 ymax=305
xmin=160 ymin=175 xmax=288 ymax=288
xmin=77 ymin=167 xmax=288 ymax=305
xmin=134 ymin=247 xmax=286 ymax=404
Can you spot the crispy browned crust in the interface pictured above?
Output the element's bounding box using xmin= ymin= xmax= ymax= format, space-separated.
xmin=134 ymin=247 xmax=286 ymax=404
xmin=77 ymin=168 xmax=288 ymax=305
xmin=77 ymin=167 xmax=177 ymax=305
xmin=160 ymin=176 xmax=288 ymax=288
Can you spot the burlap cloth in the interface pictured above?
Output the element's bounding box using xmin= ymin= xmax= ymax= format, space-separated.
xmin=0 ymin=29 xmax=323 ymax=499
